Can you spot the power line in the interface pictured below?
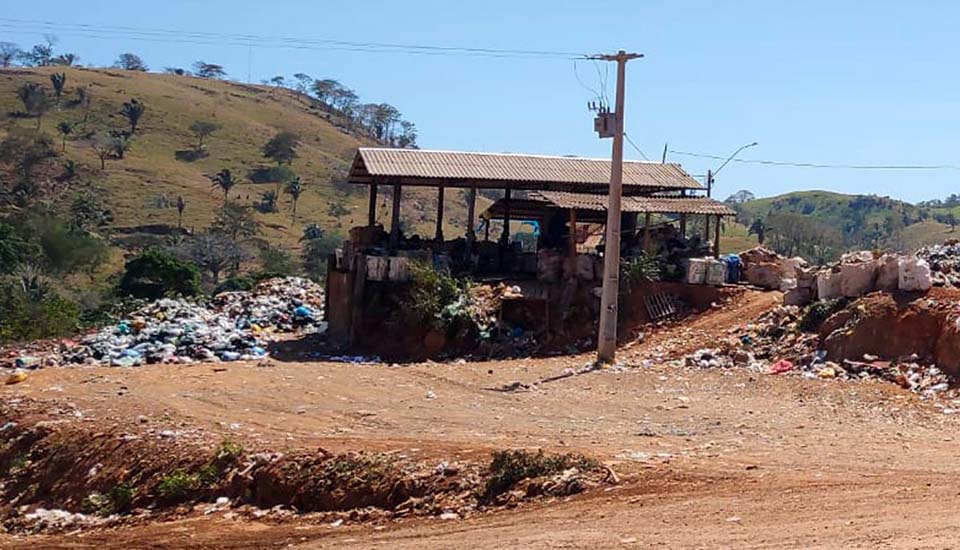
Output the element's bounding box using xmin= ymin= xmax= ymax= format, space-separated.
xmin=669 ymin=149 xmax=960 ymax=171
xmin=0 ymin=18 xmax=586 ymax=60
xmin=623 ymin=132 xmax=649 ymax=160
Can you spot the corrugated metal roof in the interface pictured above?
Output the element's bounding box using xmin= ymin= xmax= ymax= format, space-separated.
xmin=533 ymin=191 xmax=737 ymax=215
xmin=350 ymin=148 xmax=703 ymax=191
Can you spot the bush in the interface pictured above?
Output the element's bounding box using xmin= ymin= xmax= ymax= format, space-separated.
xmin=247 ymin=165 xmax=296 ymax=184
xmin=620 ymin=255 xmax=662 ymax=291
xmin=259 ymin=245 xmax=296 ymax=275
xmin=0 ymin=279 xmax=81 ymax=344
xmin=799 ymin=298 xmax=847 ymax=332
xmin=119 ymin=248 xmax=202 ymax=299
xmin=213 ymin=276 xmax=253 ymax=295
xmin=157 ymin=469 xmax=198 ymax=500
xmin=401 ymin=262 xmax=462 ymax=331
xmin=483 ymin=449 xmax=599 ymax=501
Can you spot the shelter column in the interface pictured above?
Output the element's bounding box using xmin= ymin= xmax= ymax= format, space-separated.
xmin=569 ymin=209 xmax=578 ymax=257
xmin=390 ymin=183 xmax=402 ymax=249
xmin=434 ymin=185 xmax=445 ymax=241
xmin=642 ymin=212 xmax=651 ymax=254
xmin=466 ymin=183 xmax=477 ymax=250
xmin=713 ymin=214 xmax=722 ymax=258
xmin=367 ymin=183 xmax=378 ymax=226
xmin=679 ymin=214 xmax=687 ymax=238
xmin=704 ymin=214 xmax=711 ymax=242
xmin=500 ymin=188 xmax=512 ymax=245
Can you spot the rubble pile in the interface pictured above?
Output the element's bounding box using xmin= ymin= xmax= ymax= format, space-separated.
xmin=917 ymin=241 xmax=960 ymax=287
xmin=12 ymin=277 xmax=325 ymax=368
xmin=677 ymin=303 xmax=958 ymax=399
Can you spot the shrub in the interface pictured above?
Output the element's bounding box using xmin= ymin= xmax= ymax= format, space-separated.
xmin=118 ymin=248 xmax=202 ymax=299
xmin=214 ymin=438 xmax=244 ymax=464
xmin=157 ymin=469 xmax=198 ymax=500
xmin=0 ymin=279 xmax=80 ymax=344
xmin=213 ymin=276 xmax=253 ymax=295
xmin=401 ymin=262 xmax=462 ymax=330
xmin=620 ymin=255 xmax=662 ymax=291
xmin=799 ymin=298 xmax=847 ymax=332
xmin=259 ymin=245 xmax=296 ymax=276
xmin=483 ymin=449 xmax=599 ymax=501
xmin=247 ymin=165 xmax=296 ymax=184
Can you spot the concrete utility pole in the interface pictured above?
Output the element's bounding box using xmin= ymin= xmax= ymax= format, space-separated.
xmin=594 ymin=50 xmax=643 ymax=365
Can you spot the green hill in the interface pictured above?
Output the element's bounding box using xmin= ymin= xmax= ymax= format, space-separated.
xmin=0 ymin=67 xmax=476 ymax=257
xmin=726 ymin=189 xmax=956 ymax=260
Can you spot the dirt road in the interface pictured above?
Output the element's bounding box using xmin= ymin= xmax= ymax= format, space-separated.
xmin=4 ymin=290 xmax=960 ymax=548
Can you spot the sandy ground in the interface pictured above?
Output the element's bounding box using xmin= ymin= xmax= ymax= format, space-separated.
xmin=5 ymin=290 xmax=960 ymax=549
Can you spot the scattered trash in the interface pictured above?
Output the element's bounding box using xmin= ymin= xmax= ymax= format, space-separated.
xmin=5 ymin=370 xmax=27 ymax=385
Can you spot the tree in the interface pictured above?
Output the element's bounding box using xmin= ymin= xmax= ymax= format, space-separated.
xmin=311 ymin=79 xmax=341 ymax=105
xmin=114 ymin=53 xmax=148 ymax=71
xmin=258 ymin=190 xmax=278 ymax=213
xmin=49 ymin=72 xmax=66 ymax=109
xmin=176 ymin=195 xmax=186 ymax=230
xmin=371 ymin=103 xmax=401 ymax=142
xmin=51 ymin=53 xmax=79 ymax=66
xmin=69 ymin=189 xmax=113 ymax=233
xmin=748 ymin=218 xmax=768 ymax=245
xmin=725 ymin=190 xmax=756 ymax=204
xmin=120 ymin=99 xmax=145 ymax=134
xmin=164 ymin=67 xmax=187 ymax=76
xmin=15 ymin=82 xmax=52 ymax=129
xmin=0 ymin=223 xmax=40 ymax=274
xmin=0 ymin=42 xmax=20 ymax=67
xmin=109 ymin=131 xmax=133 ymax=159
xmin=262 ymin=131 xmax=300 ymax=166
xmin=270 ymin=75 xmax=285 ymax=88
xmin=74 ymin=86 xmax=92 ymax=128
xmin=0 ymin=131 xmax=56 ymax=181
xmin=188 ymin=120 xmax=221 ymax=153
xmin=946 ymin=212 xmax=958 ymax=232
xmin=177 ymin=232 xmax=248 ymax=284
xmin=17 ymin=41 xmax=54 ymax=67
xmin=396 ymin=120 xmax=418 ymax=149
xmin=286 ymin=176 xmax=303 ymax=223
xmin=193 ymin=61 xmax=226 ymax=79
xmin=90 ymin=132 xmax=113 ymax=170
xmin=292 ymin=73 xmax=312 ymax=100
xmin=56 ymin=121 xmax=73 ymax=151
xmin=300 ymin=223 xmax=340 ymax=280
xmin=119 ymin=247 xmax=201 ymax=299
xmin=208 ymin=168 xmax=239 ymax=203
xmin=211 ymin=203 xmax=260 ymax=241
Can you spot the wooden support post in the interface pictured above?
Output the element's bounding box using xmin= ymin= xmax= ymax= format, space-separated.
xmin=679 ymin=213 xmax=687 ymax=238
xmin=465 ymin=183 xmax=477 ymax=250
xmin=484 ymin=219 xmax=490 ymax=241
xmin=568 ymin=209 xmax=578 ymax=257
xmin=389 ymin=184 xmax=402 ymax=249
xmin=714 ymin=214 xmax=722 ymax=258
xmin=434 ymin=185 xmax=445 ymax=241
xmin=367 ymin=183 xmax=378 ymax=226
xmin=642 ymin=212 xmax=651 ymax=254
xmin=704 ymin=214 xmax=711 ymax=242
xmin=500 ymin=188 xmax=512 ymax=245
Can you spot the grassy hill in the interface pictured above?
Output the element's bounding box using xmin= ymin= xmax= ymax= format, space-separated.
xmin=0 ymin=67 xmax=477 ymax=258
xmin=727 ymin=189 xmax=955 ymax=258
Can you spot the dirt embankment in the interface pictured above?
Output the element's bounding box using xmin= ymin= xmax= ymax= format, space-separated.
xmin=0 ymin=398 xmax=612 ymax=534
xmin=819 ymin=287 xmax=960 ymax=375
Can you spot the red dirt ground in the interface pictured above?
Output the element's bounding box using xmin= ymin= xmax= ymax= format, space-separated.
xmin=5 ymin=289 xmax=960 ymax=549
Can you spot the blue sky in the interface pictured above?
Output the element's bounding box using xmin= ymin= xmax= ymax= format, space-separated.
xmin=4 ymin=1 xmax=959 ymax=202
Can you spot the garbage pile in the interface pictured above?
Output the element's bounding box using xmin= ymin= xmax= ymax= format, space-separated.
xmin=676 ymin=303 xmax=957 ymax=399
xmin=917 ymin=241 xmax=960 ymax=287
xmin=14 ymin=277 xmax=325 ymax=368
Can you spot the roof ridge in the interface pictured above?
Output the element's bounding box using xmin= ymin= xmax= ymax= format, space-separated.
xmin=357 ymin=147 xmax=667 ymax=165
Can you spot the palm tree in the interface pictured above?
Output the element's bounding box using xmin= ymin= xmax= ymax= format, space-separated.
xmin=208 ymin=169 xmax=238 ymax=203
xmin=120 ymin=98 xmax=145 ymax=134
xmin=56 ymin=121 xmax=73 ymax=151
xmin=49 ymin=72 xmax=66 ymax=109
xmin=286 ymin=176 xmax=303 ymax=223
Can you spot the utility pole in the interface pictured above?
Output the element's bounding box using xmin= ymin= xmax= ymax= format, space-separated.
xmin=593 ymin=50 xmax=643 ymax=365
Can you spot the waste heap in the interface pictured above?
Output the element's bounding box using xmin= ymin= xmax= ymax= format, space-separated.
xmin=917 ymin=241 xmax=960 ymax=287
xmin=33 ymin=277 xmax=324 ymax=368
xmin=677 ymin=301 xmax=956 ymax=399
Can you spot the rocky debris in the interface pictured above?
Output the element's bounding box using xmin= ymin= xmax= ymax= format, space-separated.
xmin=676 ymin=300 xmax=959 ymax=399
xmin=739 ymin=247 xmax=784 ymax=290
xmin=918 ymin=241 xmax=960 ymax=287
xmin=6 ymin=277 xmax=325 ymax=368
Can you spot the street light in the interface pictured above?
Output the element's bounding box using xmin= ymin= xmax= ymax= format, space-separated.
xmin=707 ymin=141 xmax=757 ymax=197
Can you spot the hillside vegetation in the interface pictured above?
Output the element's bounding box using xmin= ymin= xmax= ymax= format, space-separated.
xmin=727 ymin=189 xmax=957 ymax=262
xmin=0 ymin=67 xmax=471 ymax=253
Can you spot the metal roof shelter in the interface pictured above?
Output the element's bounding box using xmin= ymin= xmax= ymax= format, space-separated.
xmin=347 ymin=148 xmax=704 ymax=193
xmin=345 ymin=147 xmax=735 ymax=255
